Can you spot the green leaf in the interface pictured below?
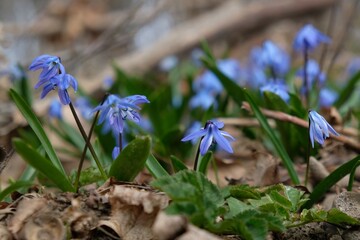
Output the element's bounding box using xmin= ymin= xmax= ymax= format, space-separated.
xmin=146 ymin=154 xmax=169 ymax=178
xmin=327 ymin=208 xmax=360 ymax=226
xmin=201 ymin=54 xmax=300 ymax=185
xmin=197 ymin=151 xmax=213 ymax=174
xmin=226 ymin=197 xmax=253 ymax=218
xmin=230 ymin=185 xmax=261 ymax=200
xmin=12 ymin=138 xmax=75 ymax=192
xmin=170 ymin=155 xmax=188 ymax=172
xmin=303 ymin=155 xmax=360 ymax=209
xmin=284 ymin=186 xmax=306 ymax=211
xmin=268 ymin=191 xmax=292 ymax=209
xmin=0 ymin=180 xmax=33 ymax=202
xmin=335 ymin=70 xmax=360 ymax=108
xmin=151 ymin=170 xmax=224 ymax=228
xmin=109 ymin=135 xmax=151 ymax=181
xmin=9 ymin=89 xmax=66 ymax=176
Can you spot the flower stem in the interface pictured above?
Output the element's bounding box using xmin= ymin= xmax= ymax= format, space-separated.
xmin=193 ymin=141 xmax=201 ymax=171
xmin=119 ymin=133 xmax=123 ymax=151
xmin=303 ymin=47 xmax=309 ymax=108
xmin=304 ymin=118 xmax=311 ymax=187
xmin=74 ymin=94 xmax=109 ymax=191
xmin=69 ymin=101 xmax=108 ymax=182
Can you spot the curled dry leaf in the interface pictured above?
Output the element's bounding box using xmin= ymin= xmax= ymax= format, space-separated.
xmin=254 ymin=153 xmax=280 ymax=186
xmin=98 ymin=185 xmax=169 ymax=240
xmin=153 ymin=211 xmax=221 ymax=240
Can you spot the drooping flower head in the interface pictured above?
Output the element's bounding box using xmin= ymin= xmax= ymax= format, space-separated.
xmin=93 ymin=94 xmax=150 ymax=134
xmin=308 ymin=110 xmax=339 ymax=148
xmin=181 ymin=120 xmax=235 ymax=155
xmin=29 ymin=54 xmax=78 ymax=105
xmin=260 ymin=81 xmax=290 ymax=103
xmin=251 ymin=40 xmax=290 ymax=76
xmin=29 ymin=55 xmax=65 ymax=82
xmin=293 ymin=24 xmax=330 ymax=52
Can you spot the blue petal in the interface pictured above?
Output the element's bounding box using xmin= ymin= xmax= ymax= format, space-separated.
xmin=40 ymin=82 xmax=55 ymax=99
xmin=219 ymin=130 xmax=235 ymax=141
xmin=181 ymin=129 xmax=207 ymax=142
xmin=112 ymin=146 xmax=120 ymax=160
xmin=212 ymin=126 xmax=233 ymax=153
xmin=58 ymin=89 xmax=70 ymax=105
xmin=200 ymin=130 xmax=213 ymax=155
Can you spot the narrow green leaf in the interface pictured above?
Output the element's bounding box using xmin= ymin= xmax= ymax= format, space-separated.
xmin=9 ymin=89 xmax=66 ymax=176
xmin=109 ymin=136 xmax=151 ymax=181
xmin=335 ymin=70 xmax=360 ymax=108
xmin=201 ymin=54 xmax=299 ymax=184
xmin=0 ymin=181 xmax=33 ymax=202
xmin=197 ymin=151 xmax=213 ymax=174
xmin=146 ymin=154 xmax=170 ymax=178
xmin=327 ymin=208 xmax=360 ymax=226
xmin=303 ymin=155 xmax=360 ymax=209
xmin=170 ymin=155 xmax=188 ymax=172
xmin=12 ymin=138 xmax=75 ymax=192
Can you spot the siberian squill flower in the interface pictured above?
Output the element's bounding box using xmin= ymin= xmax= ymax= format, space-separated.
xmin=0 ymin=64 xmax=27 ymax=82
xmin=93 ymin=94 xmax=149 ymax=134
xmin=319 ymin=88 xmax=338 ymax=108
xmin=308 ymin=110 xmax=339 ymax=148
xmin=112 ymin=146 xmax=121 ymax=160
xmin=293 ymin=24 xmax=330 ymax=52
xmin=75 ymin=97 xmax=93 ymax=120
xmin=29 ymin=55 xmax=78 ymax=105
xmin=181 ymin=120 xmax=235 ymax=155
xmin=29 ymin=55 xmax=65 ymax=82
xmin=48 ymin=98 xmax=62 ymax=119
xmin=251 ymin=41 xmax=290 ymax=76
xmin=260 ymin=81 xmax=290 ymax=103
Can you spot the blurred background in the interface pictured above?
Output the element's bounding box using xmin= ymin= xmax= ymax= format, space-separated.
xmin=0 ymin=0 xmax=359 ymax=186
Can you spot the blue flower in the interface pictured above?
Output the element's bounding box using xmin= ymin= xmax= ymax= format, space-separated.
xmin=319 ymin=88 xmax=338 ymax=108
xmin=346 ymin=57 xmax=360 ymax=76
xmin=184 ymin=121 xmax=203 ymax=145
xmin=93 ymin=94 xmax=149 ymax=134
xmin=308 ymin=110 xmax=339 ymax=148
xmin=0 ymin=64 xmax=27 ymax=82
xmin=293 ymin=24 xmax=330 ymax=52
xmin=189 ymin=91 xmax=217 ymax=110
xmin=296 ymin=59 xmax=326 ymax=93
xmin=29 ymin=54 xmax=65 ymax=82
xmin=251 ymin=41 xmax=290 ymax=76
xmin=244 ymin=65 xmax=267 ymax=89
xmin=181 ymin=120 xmax=235 ymax=155
xmin=48 ymin=98 xmax=62 ymax=119
xmin=260 ymin=81 xmax=290 ymax=103
xmin=112 ymin=146 xmax=120 ymax=160
xmin=75 ymin=97 xmax=93 ymax=120
xmin=159 ymin=55 xmax=178 ymax=72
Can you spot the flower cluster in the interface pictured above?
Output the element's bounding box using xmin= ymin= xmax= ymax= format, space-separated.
xmin=182 ymin=120 xmax=235 ymax=155
xmin=29 ymin=55 xmax=77 ymax=105
xmin=190 ymin=59 xmax=241 ymax=110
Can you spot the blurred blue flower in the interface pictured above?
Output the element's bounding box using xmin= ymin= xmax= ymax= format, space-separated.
xmin=260 ymin=81 xmax=290 ymax=103
xmin=29 ymin=54 xmax=65 ymax=82
xmin=0 ymin=64 xmax=26 ymax=82
xmin=296 ymin=59 xmax=326 ymax=93
xmin=112 ymin=146 xmax=120 ymax=160
xmin=159 ymin=55 xmax=178 ymax=72
xmin=308 ymin=110 xmax=339 ymax=148
xmin=293 ymin=24 xmax=330 ymax=52
xmin=181 ymin=120 xmax=235 ymax=155
xmin=189 ymin=91 xmax=217 ymax=110
xmin=191 ymin=48 xmax=204 ymax=67
xmin=346 ymin=57 xmax=360 ymax=76
xmin=93 ymin=94 xmax=149 ymax=134
xmin=244 ymin=65 xmax=267 ymax=89
xmin=319 ymin=88 xmax=338 ymax=108
xmin=48 ymin=98 xmax=62 ymax=119
xmin=75 ymin=97 xmax=93 ymax=120
xmin=103 ymin=76 xmax=114 ymax=90
xmin=251 ymin=41 xmax=290 ymax=76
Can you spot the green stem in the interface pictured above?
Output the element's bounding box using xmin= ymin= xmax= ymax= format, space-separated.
xmin=305 ymin=118 xmax=311 ymax=187
xmin=347 ymin=160 xmax=360 ymax=191
xmin=193 ymin=141 xmax=201 ymax=171
xmin=69 ymin=102 xmax=107 ymax=181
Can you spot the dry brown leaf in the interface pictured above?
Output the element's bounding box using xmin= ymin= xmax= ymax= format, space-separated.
xmin=8 ymin=198 xmax=46 ymax=235
xmin=253 ymin=153 xmax=279 ymax=186
xmin=98 ymin=185 xmax=169 ymax=240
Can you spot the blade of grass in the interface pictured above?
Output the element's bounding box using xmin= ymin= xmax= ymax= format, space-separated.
xmin=0 ymin=181 xmax=34 ymax=202
xmin=13 ymin=138 xmax=75 ymax=192
xmin=303 ymin=155 xmax=360 ymax=209
xmin=9 ymin=89 xmax=66 ymax=176
xmin=146 ymin=154 xmax=169 ymax=179
xmin=335 ymin=70 xmax=360 ymax=108
xmin=170 ymin=155 xmax=188 ymax=172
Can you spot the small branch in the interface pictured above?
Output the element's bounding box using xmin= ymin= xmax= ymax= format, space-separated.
xmin=240 ymin=102 xmax=360 ymax=152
